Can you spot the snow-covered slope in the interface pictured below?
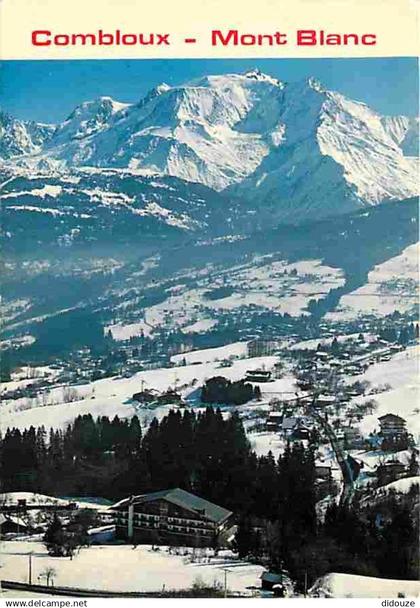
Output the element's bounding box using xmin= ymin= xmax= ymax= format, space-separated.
xmin=0 ymin=111 xmax=54 ymax=158
xmin=310 ymin=572 xmax=420 ymax=598
xmin=354 ymin=344 xmax=420 ymax=438
xmin=327 ymin=242 xmax=419 ymax=321
xmin=382 ymin=115 xmax=419 ymax=156
xmin=37 ymin=70 xmax=284 ymax=190
xmin=231 ymin=79 xmax=418 ymax=221
xmin=47 ymin=96 xmax=130 ymax=148
xmin=2 ymin=70 xmax=418 ymax=223
xmin=1 ymin=166 xmax=246 ymax=252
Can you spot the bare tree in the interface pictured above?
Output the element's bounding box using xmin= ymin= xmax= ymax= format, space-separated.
xmin=39 ymin=566 xmax=57 ymax=587
xmin=63 ymin=387 xmax=79 ymax=403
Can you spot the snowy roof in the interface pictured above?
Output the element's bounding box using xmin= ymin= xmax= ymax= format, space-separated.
xmin=112 ymin=488 xmax=232 ymax=524
xmin=88 ymin=525 xmax=115 ymax=535
xmin=261 ymin=571 xmax=283 ymax=583
xmin=317 ymin=395 xmax=336 ymax=404
xmin=378 ymin=459 xmax=405 ymax=469
xmin=0 ymin=514 xmax=29 ymax=528
xmin=282 ymin=417 xmax=298 ymax=430
xmin=378 ymin=413 xmax=406 ymax=423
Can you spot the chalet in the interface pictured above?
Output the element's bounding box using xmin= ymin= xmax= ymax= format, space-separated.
xmin=245 ymin=369 xmax=272 ymax=383
xmin=315 ymin=464 xmax=332 ymax=481
xmin=0 ymin=514 xmax=31 ymax=535
xmin=261 ymin=571 xmax=284 ymax=591
xmin=296 ymin=379 xmax=313 ymax=391
xmin=315 ymin=395 xmax=336 ymax=407
xmin=338 ymin=426 xmax=363 ymax=449
xmin=378 ymin=414 xmax=407 ymax=438
xmin=292 ymin=426 xmax=310 ymax=440
xmin=132 ymin=390 xmax=157 ymax=403
xmin=112 ymin=488 xmax=233 ymax=548
xmin=266 ymin=411 xmax=283 ymax=431
xmin=88 ymin=525 xmax=116 ymax=544
xmin=376 ymin=459 xmax=406 ymax=486
xmin=390 ymin=344 xmax=404 ymax=352
xmin=156 ymin=389 xmax=182 ymax=404
xmin=314 ymin=351 xmax=330 ymax=360
xmin=281 ymin=417 xmax=299 ymax=435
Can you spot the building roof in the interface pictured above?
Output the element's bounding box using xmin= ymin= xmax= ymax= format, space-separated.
xmin=282 ymin=417 xmax=298 ymax=430
xmin=112 ymin=488 xmax=232 ymax=524
xmin=261 ymin=572 xmax=283 ymax=583
xmin=378 ymin=413 xmax=406 ymax=423
xmin=317 ymin=395 xmax=336 ymax=404
xmin=0 ymin=514 xmax=29 ymax=528
xmin=380 ymin=459 xmax=405 ymax=468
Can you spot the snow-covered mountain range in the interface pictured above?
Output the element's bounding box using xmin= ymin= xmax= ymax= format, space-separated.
xmin=1 ymin=167 xmax=251 ymax=254
xmin=1 ymin=69 xmax=418 ymax=223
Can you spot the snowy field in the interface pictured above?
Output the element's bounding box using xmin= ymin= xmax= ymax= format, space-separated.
xmin=354 ymin=345 xmax=419 ymax=437
xmin=310 ymin=572 xmax=420 ymax=598
xmin=0 ymin=351 xmax=288 ymax=432
xmin=327 ymin=243 xmax=419 ymax=321
xmin=105 ymin=320 xmax=153 ymax=340
xmin=0 ymin=492 xmax=111 ymax=511
xmin=351 ymin=449 xmax=414 ymax=474
xmin=171 ymin=342 xmax=249 ymax=364
xmin=0 ymin=541 xmax=264 ymax=595
xmin=107 ymin=257 xmax=345 ymax=340
xmin=248 ymin=432 xmax=285 ymax=459
xmin=1 ymin=365 xmax=63 ymax=394
xmin=373 ymin=475 xmax=420 ymax=494
xmin=290 ymin=333 xmax=376 ymax=351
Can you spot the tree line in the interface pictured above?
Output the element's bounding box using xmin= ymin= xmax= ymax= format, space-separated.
xmin=1 ymin=408 xmax=418 ymax=588
xmin=201 ymin=376 xmax=261 ymax=405
xmin=0 ymin=409 xmax=314 ymax=521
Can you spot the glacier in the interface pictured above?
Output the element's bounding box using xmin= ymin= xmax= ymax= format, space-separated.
xmin=1 ymin=69 xmax=418 ymax=223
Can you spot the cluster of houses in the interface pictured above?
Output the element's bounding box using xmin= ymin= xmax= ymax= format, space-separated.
xmin=259 ymin=330 xmax=413 ymax=491
xmin=0 ymin=497 xmax=80 ymax=538
xmin=131 ymin=388 xmax=185 ymax=407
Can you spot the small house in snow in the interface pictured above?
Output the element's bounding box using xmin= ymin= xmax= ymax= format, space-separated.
xmin=282 ymin=417 xmax=299 ymax=435
xmin=266 ymin=411 xmax=283 ymax=431
xmin=378 ymin=414 xmax=407 ymax=439
xmin=0 ymin=514 xmax=32 ymax=535
xmin=246 ymin=369 xmax=272 ymax=383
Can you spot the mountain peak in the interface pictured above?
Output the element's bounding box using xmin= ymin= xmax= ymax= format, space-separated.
xmin=155 ymin=83 xmax=171 ymax=94
xmin=242 ymin=68 xmax=284 ymax=87
xmin=306 ymin=77 xmax=325 ymax=92
xmin=2 ymin=71 xmax=418 ymax=223
xmin=136 ymin=82 xmax=172 ymax=108
xmin=67 ymin=96 xmax=129 ymax=120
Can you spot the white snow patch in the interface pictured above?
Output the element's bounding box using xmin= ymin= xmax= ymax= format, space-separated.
xmin=181 ymin=319 xmax=218 ymax=334
xmin=328 ymin=243 xmax=419 ymax=321
xmin=310 ymin=572 xmax=420 ymax=598
xmin=1 ymin=541 xmax=263 ymax=595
